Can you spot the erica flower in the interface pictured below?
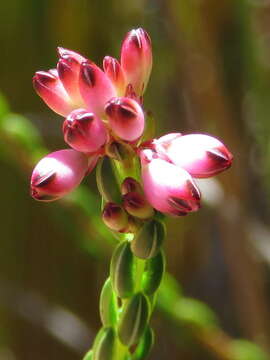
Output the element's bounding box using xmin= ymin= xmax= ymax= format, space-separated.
xmin=31 ymin=149 xmax=93 ymax=201
xmin=140 ymin=149 xmax=201 ymax=216
xmin=152 ymin=133 xmax=233 ymax=178
xmin=105 ymin=97 xmax=145 ymax=141
xmin=63 ymin=109 xmax=107 ymax=153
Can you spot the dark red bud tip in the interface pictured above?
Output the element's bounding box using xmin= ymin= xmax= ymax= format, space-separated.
xmin=103 ymin=56 xmax=120 ymax=79
xmin=33 ymin=71 xmax=57 ymax=85
xmin=168 ymin=197 xmax=192 ymax=212
xmin=207 ymin=148 xmax=233 ymax=166
xmin=31 ymin=170 xmax=56 ymax=188
xmin=121 ymin=177 xmax=143 ymax=195
xmin=187 ymin=179 xmax=201 ymax=201
xmin=81 ymin=61 xmax=96 ymax=87
xmin=31 ymin=188 xmax=58 ymax=201
xmin=105 ymin=98 xmax=137 ymax=119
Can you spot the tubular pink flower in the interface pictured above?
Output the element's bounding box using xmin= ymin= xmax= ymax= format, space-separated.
xmin=140 ymin=149 xmax=201 ymax=216
xmin=154 ymin=133 xmax=233 ymax=178
xmin=63 ymin=109 xmax=107 ymax=153
xmin=33 ymin=70 xmax=75 ymax=116
xmin=79 ymin=60 xmax=116 ymax=116
xmin=102 ymin=202 xmax=129 ymax=232
xmin=120 ymin=28 xmax=152 ymax=96
xmin=30 ymin=149 xmax=90 ymax=202
xmin=103 ymin=56 xmax=126 ymax=96
xmin=105 ymin=97 xmax=145 ymax=142
xmin=57 ymin=48 xmax=86 ymax=106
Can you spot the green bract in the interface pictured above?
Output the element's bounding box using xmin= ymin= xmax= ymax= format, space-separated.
xmin=133 ymin=326 xmax=154 ymax=360
xmin=96 ymin=156 xmax=122 ymax=203
xmin=99 ymin=278 xmax=118 ymax=327
xmin=92 ymin=327 xmax=117 ymax=360
xmin=131 ymin=220 xmax=165 ymax=259
xmin=110 ymin=241 xmax=136 ymax=298
xmin=142 ymin=250 xmax=165 ymax=295
xmin=118 ymin=292 xmax=150 ymax=346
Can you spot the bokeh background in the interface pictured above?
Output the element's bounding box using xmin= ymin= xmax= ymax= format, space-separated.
xmin=1 ymin=0 xmax=270 ymax=359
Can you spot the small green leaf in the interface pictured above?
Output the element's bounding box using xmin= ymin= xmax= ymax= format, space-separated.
xmin=131 ymin=220 xmax=165 ymax=259
xmin=142 ymin=250 xmax=165 ymax=295
xmin=110 ymin=241 xmax=135 ymax=298
xmin=133 ymin=326 xmax=154 ymax=360
xmin=230 ymin=340 xmax=268 ymax=360
xmin=99 ymin=278 xmax=118 ymax=326
xmin=93 ymin=327 xmax=116 ymax=360
xmin=83 ymin=349 xmax=93 ymax=360
xmin=96 ymin=156 xmax=122 ymax=203
xmin=118 ymin=292 xmax=149 ymax=346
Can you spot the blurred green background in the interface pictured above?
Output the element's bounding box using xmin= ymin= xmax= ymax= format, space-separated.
xmin=1 ymin=0 xmax=270 ymax=359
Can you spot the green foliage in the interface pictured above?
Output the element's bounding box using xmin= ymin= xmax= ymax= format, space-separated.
xmin=230 ymin=340 xmax=268 ymax=360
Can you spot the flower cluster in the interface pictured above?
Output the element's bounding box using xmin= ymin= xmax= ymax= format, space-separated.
xmin=31 ymin=28 xmax=232 ymax=217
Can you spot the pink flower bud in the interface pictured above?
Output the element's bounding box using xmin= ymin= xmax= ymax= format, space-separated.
xmin=33 ymin=70 xmax=74 ymax=116
xmin=121 ymin=177 xmax=143 ymax=195
xmin=140 ymin=149 xmax=201 ymax=216
xmin=63 ymin=109 xmax=107 ymax=153
xmin=31 ymin=149 xmax=90 ymax=201
xmin=102 ymin=202 xmax=129 ymax=232
xmin=154 ymin=133 xmax=233 ymax=178
xmin=123 ymin=191 xmax=154 ymax=220
xmin=57 ymin=47 xmax=86 ymax=64
xmin=103 ymin=56 xmax=126 ymax=96
xmin=79 ymin=61 xmax=116 ymax=116
xmin=105 ymin=97 xmax=144 ymax=142
xmin=57 ymin=49 xmax=86 ymax=106
xmin=120 ymin=28 xmax=152 ymax=95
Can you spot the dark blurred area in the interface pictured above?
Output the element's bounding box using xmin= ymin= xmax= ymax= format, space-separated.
xmin=1 ymin=0 xmax=270 ymax=359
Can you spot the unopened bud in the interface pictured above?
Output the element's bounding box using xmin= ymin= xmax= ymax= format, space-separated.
xmin=103 ymin=56 xmax=126 ymax=96
xmin=123 ymin=192 xmax=154 ymax=220
xmin=140 ymin=149 xmax=201 ymax=216
xmin=121 ymin=28 xmax=152 ymax=95
xmin=142 ymin=251 xmax=165 ymax=295
xmin=105 ymin=97 xmax=144 ymax=142
xmin=63 ymin=109 xmax=107 ymax=153
xmin=96 ymin=156 xmax=122 ymax=203
xmin=92 ymin=327 xmax=116 ymax=360
xmin=30 ymin=149 xmax=89 ymax=201
xmin=110 ymin=241 xmax=136 ymax=298
xmin=121 ymin=177 xmax=143 ymax=195
xmin=131 ymin=220 xmax=165 ymax=259
xmin=118 ymin=292 xmax=149 ymax=346
xmin=99 ymin=278 xmax=118 ymax=327
xmin=105 ymin=140 xmax=134 ymax=162
xmin=133 ymin=326 xmax=154 ymax=360
xmin=154 ymin=133 xmax=233 ymax=178
xmin=33 ymin=70 xmax=74 ymax=116
xmin=57 ymin=49 xmax=86 ymax=106
xmin=79 ymin=61 xmax=116 ymax=116
xmin=102 ymin=202 xmax=129 ymax=232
